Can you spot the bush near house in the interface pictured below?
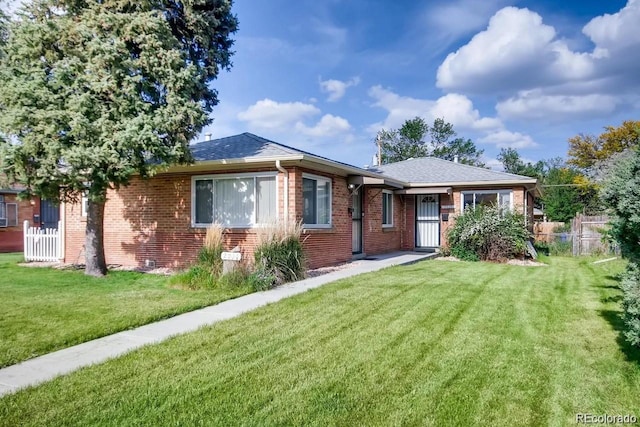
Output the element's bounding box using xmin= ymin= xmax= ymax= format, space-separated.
xmin=172 ymin=224 xmax=227 ymax=290
xmin=601 ymin=147 xmax=640 ymax=347
xmin=172 ymin=221 xmax=306 ymax=292
xmin=447 ymin=205 xmax=530 ymax=262
xmin=252 ymin=221 xmax=306 ymax=290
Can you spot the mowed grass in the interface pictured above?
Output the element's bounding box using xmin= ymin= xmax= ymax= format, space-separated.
xmin=2 ymin=256 xmax=639 ymax=426
xmin=0 ymin=253 xmax=252 ymax=368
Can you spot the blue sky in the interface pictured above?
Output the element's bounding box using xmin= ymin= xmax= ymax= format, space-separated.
xmin=202 ymin=0 xmax=640 ymax=169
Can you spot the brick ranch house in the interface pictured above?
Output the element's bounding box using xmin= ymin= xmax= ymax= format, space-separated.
xmin=61 ymin=133 xmax=539 ymax=269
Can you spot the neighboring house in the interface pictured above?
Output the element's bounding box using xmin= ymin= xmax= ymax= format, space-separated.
xmin=0 ymin=187 xmax=48 ymax=253
xmin=62 ymin=133 xmax=539 ymax=269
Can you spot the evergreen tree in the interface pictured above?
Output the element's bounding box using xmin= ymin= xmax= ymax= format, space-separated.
xmin=0 ymin=0 xmax=238 ymax=276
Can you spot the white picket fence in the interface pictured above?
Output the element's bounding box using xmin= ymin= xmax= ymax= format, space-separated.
xmin=23 ymin=220 xmax=62 ymax=262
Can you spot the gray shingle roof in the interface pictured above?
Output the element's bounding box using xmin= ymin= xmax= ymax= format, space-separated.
xmin=369 ymin=157 xmax=536 ymax=184
xmin=190 ymin=133 xmax=302 ymax=161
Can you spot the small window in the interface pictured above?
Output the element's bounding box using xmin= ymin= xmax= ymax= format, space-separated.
xmin=81 ymin=194 xmax=89 ymax=217
xmin=382 ymin=191 xmax=393 ymax=227
xmin=462 ymin=190 xmax=513 ymax=212
xmin=6 ymin=203 xmax=17 ymax=227
xmin=302 ymin=174 xmax=331 ymax=228
xmin=0 ymin=197 xmax=16 ymax=228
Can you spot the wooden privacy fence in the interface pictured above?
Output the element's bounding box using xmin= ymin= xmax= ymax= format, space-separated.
xmin=571 ymin=214 xmax=615 ymax=256
xmin=533 ymin=221 xmax=566 ymax=242
xmin=23 ymin=220 xmax=62 ymax=262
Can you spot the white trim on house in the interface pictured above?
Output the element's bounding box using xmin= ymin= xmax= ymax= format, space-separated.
xmin=460 ymin=189 xmax=513 ymax=212
xmin=382 ymin=190 xmax=394 ymax=228
xmin=190 ymin=171 xmax=279 ymax=229
xmin=301 ymin=172 xmax=333 ymax=229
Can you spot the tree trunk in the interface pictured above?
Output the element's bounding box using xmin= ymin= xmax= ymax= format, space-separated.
xmin=85 ymin=199 xmax=107 ymax=277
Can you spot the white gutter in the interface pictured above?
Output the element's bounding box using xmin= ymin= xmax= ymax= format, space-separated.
xmin=275 ymin=160 xmax=289 ymax=226
xmin=406 ymin=179 xmax=537 ymax=187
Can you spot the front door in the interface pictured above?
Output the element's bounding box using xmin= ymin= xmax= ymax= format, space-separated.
xmin=416 ymin=194 xmax=440 ymax=248
xmin=352 ymin=192 xmax=363 ymax=254
xmin=40 ymin=199 xmax=60 ymax=230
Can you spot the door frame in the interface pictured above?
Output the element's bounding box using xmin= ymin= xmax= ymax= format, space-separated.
xmin=351 ymin=191 xmax=363 ymax=254
xmin=415 ymin=194 xmax=441 ymax=248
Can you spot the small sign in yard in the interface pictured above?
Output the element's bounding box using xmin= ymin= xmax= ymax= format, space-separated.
xmin=221 ymin=251 xmax=242 ymax=261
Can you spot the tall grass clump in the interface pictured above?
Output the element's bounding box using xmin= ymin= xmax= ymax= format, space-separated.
xmin=252 ymin=220 xmax=306 ymax=289
xmin=171 ymin=223 xmax=225 ymax=289
xmin=447 ymin=205 xmax=530 ymax=262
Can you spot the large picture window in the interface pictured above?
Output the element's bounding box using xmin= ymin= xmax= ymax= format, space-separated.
xmin=192 ymin=173 xmax=277 ymax=227
xmin=302 ymin=174 xmax=331 ymax=228
xmin=461 ymin=190 xmax=512 ymax=212
xmin=382 ymin=191 xmax=393 ymax=227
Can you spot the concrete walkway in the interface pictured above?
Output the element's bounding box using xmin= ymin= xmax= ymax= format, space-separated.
xmin=0 ymin=251 xmax=436 ymax=397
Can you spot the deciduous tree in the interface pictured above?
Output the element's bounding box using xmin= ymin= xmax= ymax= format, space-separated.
xmin=568 ymin=121 xmax=640 ymax=170
xmin=0 ymin=0 xmax=238 ymax=276
xmin=377 ymin=117 xmax=484 ymax=166
xmin=497 ymin=148 xmax=545 ymax=178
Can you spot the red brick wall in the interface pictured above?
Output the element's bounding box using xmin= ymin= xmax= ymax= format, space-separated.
xmin=0 ymin=194 xmax=39 ymax=252
xmin=64 ymin=167 xmax=356 ymax=270
xmin=290 ymin=167 xmax=352 ymax=269
xmin=401 ymin=195 xmax=415 ymax=250
xmin=361 ymin=188 xmax=402 ymax=255
xmin=65 ymin=170 xmax=283 ymax=268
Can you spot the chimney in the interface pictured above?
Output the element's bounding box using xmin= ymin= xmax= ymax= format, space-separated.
xmin=453 ymin=155 xmax=459 ymax=163
xmin=372 ymin=153 xmax=379 ymax=166
xmin=205 ymin=133 xmax=212 ymax=141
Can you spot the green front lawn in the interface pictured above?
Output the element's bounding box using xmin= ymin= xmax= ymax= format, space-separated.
xmin=0 ymin=253 xmax=252 ymax=368
xmin=2 ymin=256 xmax=638 ymax=426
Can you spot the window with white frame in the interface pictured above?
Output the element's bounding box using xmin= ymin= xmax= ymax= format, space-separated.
xmin=302 ymin=174 xmax=331 ymax=227
xmin=81 ymin=194 xmax=88 ymax=217
xmin=382 ymin=191 xmax=393 ymax=227
xmin=461 ymin=190 xmax=512 ymax=212
xmin=192 ymin=173 xmax=277 ymax=227
xmin=0 ymin=195 xmax=18 ymax=227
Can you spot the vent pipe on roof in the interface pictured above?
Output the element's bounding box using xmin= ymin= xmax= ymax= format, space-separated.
xmin=205 ymin=133 xmax=212 ymax=140
xmin=453 ymin=155 xmax=459 ymax=163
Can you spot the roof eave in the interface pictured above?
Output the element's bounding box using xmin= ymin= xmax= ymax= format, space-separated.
xmin=160 ymin=155 xmax=306 ymax=173
xmin=299 ymin=154 xmax=407 ymax=187
xmin=406 ymin=179 xmax=538 ymax=187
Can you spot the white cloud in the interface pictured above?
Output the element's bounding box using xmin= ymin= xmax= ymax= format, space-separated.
xmin=237 ymin=98 xmax=351 ymax=139
xmin=367 ymin=86 xmax=536 ymax=149
xmin=367 ymin=86 xmax=435 ymax=132
xmin=497 ymin=91 xmax=618 ymax=120
xmin=237 ymin=99 xmax=320 ymax=130
xmin=295 ymin=114 xmax=351 ymax=137
xmin=436 ymin=7 xmax=594 ymax=93
xmin=435 ymin=1 xmax=640 ymax=121
xmin=479 ymin=130 xmax=537 ymax=149
xmin=583 ymin=0 xmax=640 ymax=52
xmin=431 ymin=94 xmax=502 ymax=131
xmin=368 ymin=86 xmax=502 ymax=133
xmin=422 ymin=0 xmax=516 ymax=52
xmin=319 ymin=77 xmax=361 ymax=102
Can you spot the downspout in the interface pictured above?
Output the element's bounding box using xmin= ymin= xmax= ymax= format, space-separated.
xmin=524 ymin=188 xmax=528 ymax=228
xmin=275 ymin=160 xmax=289 ymax=226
